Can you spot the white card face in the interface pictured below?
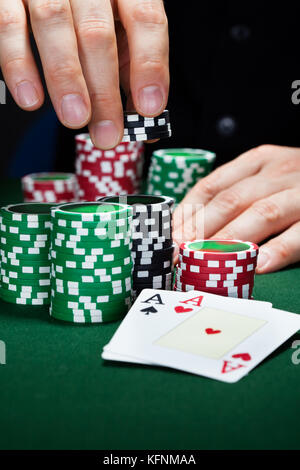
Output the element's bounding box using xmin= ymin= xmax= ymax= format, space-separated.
xmin=155 ymin=307 xmax=267 ymax=360
xmin=101 ymin=289 xmax=298 ymax=383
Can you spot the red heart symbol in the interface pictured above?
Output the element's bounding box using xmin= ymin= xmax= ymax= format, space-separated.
xmin=174 ymin=306 xmax=193 ymax=313
xmin=205 ymin=328 xmax=221 ymax=335
xmin=232 ymin=353 xmax=251 ymax=362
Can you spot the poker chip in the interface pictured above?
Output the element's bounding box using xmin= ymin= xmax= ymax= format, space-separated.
xmin=146 ymin=148 xmax=216 ymax=203
xmin=175 ymin=239 xmax=259 ymax=299
xmin=180 ymin=240 xmax=259 ymax=261
xmin=22 ymin=173 xmax=78 ymax=203
xmin=98 ymin=194 xmax=175 ymax=295
xmin=50 ymin=201 xmax=134 ymax=323
xmin=122 ymin=110 xmax=172 ymax=142
xmin=0 ymin=203 xmax=53 ymax=305
xmin=75 ymin=134 xmax=145 ymax=201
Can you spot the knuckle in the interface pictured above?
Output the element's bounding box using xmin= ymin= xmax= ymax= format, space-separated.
xmin=255 ymin=144 xmax=275 ymax=155
xmin=276 ymin=158 xmax=300 ymax=174
xmin=215 ymin=228 xmax=236 ymax=240
xmin=30 ymin=0 xmax=69 ymax=24
xmin=90 ymin=91 xmax=116 ymax=109
xmin=131 ymin=1 xmax=167 ymax=27
xmin=77 ymin=19 xmax=115 ymax=47
xmin=251 ymin=198 xmax=281 ymax=223
xmin=214 ymin=189 xmax=243 ymax=214
xmin=47 ymin=60 xmax=80 ymax=85
xmin=134 ymin=57 xmax=165 ymax=73
xmin=270 ymin=239 xmax=290 ymax=261
xmin=195 ymin=174 xmax=218 ymax=199
xmin=0 ymin=10 xmax=24 ymax=33
xmin=2 ymin=56 xmax=26 ymax=73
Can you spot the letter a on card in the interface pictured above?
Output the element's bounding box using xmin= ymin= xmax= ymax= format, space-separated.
xmin=180 ymin=295 xmax=203 ymax=307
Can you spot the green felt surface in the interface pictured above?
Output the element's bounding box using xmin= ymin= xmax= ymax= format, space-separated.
xmin=0 ymin=180 xmax=300 ymax=450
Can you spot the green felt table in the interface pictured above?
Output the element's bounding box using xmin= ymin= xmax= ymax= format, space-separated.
xmin=0 ymin=180 xmax=299 ymax=450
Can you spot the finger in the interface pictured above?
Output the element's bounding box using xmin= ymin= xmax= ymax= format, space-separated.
xmin=0 ymin=0 xmax=44 ymax=110
xmin=200 ymin=172 xmax=300 ymax=238
xmin=213 ymin=188 xmax=300 ymax=243
xmin=28 ymin=0 xmax=91 ymax=128
xmin=118 ymin=0 xmax=169 ymax=117
xmin=172 ymin=144 xmax=276 ymax=233
xmin=71 ymin=0 xmax=123 ymax=149
xmin=256 ymin=221 xmax=300 ymax=274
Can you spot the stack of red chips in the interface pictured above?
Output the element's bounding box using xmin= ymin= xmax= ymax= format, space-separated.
xmin=22 ymin=173 xmax=78 ymax=203
xmin=75 ymin=134 xmax=144 ymax=201
xmin=174 ymin=240 xmax=259 ymax=299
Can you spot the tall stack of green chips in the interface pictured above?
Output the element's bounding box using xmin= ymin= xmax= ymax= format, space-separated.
xmin=146 ymin=149 xmax=216 ymax=204
xmin=0 ymin=203 xmax=53 ymax=305
xmin=50 ymin=202 xmax=134 ymax=324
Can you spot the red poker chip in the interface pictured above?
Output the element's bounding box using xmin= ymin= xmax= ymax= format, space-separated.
xmin=177 ymin=263 xmax=256 ymax=275
xmin=176 ymin=269 xmax=255 ymax=285
xmin=175 ymin=267 xmax=255 ymax=282
xmin=179 ymin=253 xmax=257 ymax=269
xmin=75 ymin=134 xmax=144 ymax=200
xmin=179 ymin=239 xmax=259 ymax=261
xmin=174 ymin=281 xmax=253 ymax=299
xmin=176 ymin=278 xmax=254 ymax=292
xmin=175 ymin=273 xmax=254 ymax=289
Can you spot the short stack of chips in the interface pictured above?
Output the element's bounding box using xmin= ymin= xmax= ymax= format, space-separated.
xmin=50 ymin=202 xmax=134 ymax=324
xmin=22 ymin=173 xmax=78 ymax=203
xmin=175 ymin=240 xmax=259 ymax=299
xmin=146 ymin=149 xmax=216 ymax=203
xmin=0 ymin=203 xmax=52 ymax=305
xmin=99 ymin=195 xmax=175 ymax=297
xmin=75 ymin=135 xmax=145 ymax=200
xmin=122 ymin=110 xmax=171 ymax=142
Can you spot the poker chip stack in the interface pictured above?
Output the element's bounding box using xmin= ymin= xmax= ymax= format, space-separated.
xmin=22 ymin=173 xmax=78 ymax=203
xmin=99 ymin=195 xmax=175 ymax=297
xmin=174 ymin=240 xmax=259 ymax=299
xmin=122 ymin=110 xmax=171 ymax=142
xmin=0 ymin=203 xmax=52 ymax=305
xmin=146 ymin=149 xmax=216 ymax=203
xmin=50 ymin=202 xmax=134 ymax=324
xmin=75 ymin=135 xmax=145 ymax=200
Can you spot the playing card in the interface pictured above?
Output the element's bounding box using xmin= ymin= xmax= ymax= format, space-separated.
xmin=100 ymin=288 xmax=298 ymax=383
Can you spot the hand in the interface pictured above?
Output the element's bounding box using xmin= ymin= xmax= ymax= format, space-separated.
xmin=0 ymin=0 xmax=169 ymax=149
xmin=173 ymin=145 xmax=300 ymax=273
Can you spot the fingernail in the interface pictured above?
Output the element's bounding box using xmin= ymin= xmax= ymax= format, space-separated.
xmin=92 ymin=120 xmax=119 ymax=149
xmin=138 ymin=85 xmax=164 ymax=115
xmin=257 ymin=249 xmax=271 ymax=271
xmin=16 ymin=81 xmax=39 ymax=108
xmin=61 ymin=94 xmax=89 ymax=127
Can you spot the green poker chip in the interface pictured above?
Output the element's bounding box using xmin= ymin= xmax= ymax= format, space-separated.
xmin=146 ymin=148 xmax=216 ymax=203
xmin=51 ymin=202 xmax=133 ymax=222
xmin=50 ymin=255 xmax=132 ymax=270
xmin=51 ymin=267 xmax=133 ymax=283
xmin=51 ymin=237 xmax=132 ymax=252
xmin=1 ymin=203 xmax=54 ymax=222
xmin=51 ymin=217 xmax=133 ymax=233
xmin=1 ymin=267 xmax=50 ymax=280
xmin=49 ymin=307 xmax=125 ymax=324
xmin=52 ymin=289 xmax=131 ymax=304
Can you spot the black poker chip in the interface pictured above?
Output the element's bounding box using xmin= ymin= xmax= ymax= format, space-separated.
xmin=124 ymin=115 xmax=170 ymax=129
xmin=124 ymin=124 xmax=171 ymax=136
xmin=122 ymin=129 xmax=172 ymax=142
xmin=124 ymin=110 xmax=170 ymax=124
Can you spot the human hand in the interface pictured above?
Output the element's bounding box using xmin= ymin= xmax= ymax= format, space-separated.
xmin=0 ymin=0 xmax=169 ymax=149
xmin=173 ymin=145 xmax=300 ymax=273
